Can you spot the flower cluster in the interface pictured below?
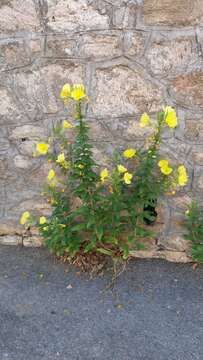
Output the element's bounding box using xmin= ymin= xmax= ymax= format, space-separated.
xmin=19 ymin=84 xmax=189 ymax=260
xmin=60 ymin=83 xmax=88 ymax=103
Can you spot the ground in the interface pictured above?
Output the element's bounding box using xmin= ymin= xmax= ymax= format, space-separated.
xmin=0 ymin=245 xmax=203 ymax=360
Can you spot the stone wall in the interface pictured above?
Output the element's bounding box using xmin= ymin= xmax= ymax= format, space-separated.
xmin=0 ymin=0 xmax=203 ymax=257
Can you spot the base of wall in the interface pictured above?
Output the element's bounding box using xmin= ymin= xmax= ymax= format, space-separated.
xmin=129 ymin=250 xmax=191 ymax=263
xmin=0 ymin=235 xmax=192 ymax=263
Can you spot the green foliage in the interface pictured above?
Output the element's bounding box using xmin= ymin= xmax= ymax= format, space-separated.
xmin=184 ymin=201 xmax=203 ymax=263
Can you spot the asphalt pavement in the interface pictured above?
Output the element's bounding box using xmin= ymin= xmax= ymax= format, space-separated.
xmin=0 ymin=245 xmax=203 ymax=360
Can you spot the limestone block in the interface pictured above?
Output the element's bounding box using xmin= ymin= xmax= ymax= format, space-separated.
xmin=23 ymin=236 xmax=43 ymax=247
xmin=45 ymin=36 xmax=77 ymax=58
xmin=9 ymin=63 xmax=84 ymax=119
xmin=184 ymin=120 xmax=203 ymax=142
xmin=13 ymin=155 xmax=32 ymax=169
xmin=146 ymin=38 xmax=198 ymax=77
xmin=191 ymin=150 xmax=203 ymax=165
xmin=0 ymin=0 xmax=41 ymax=33
xmin=124 ymin=31 xmax=147 ymax=57
xmin=92 ymin=65 xmax=163 ymax=117
xmin=167 ymin=194 xmax=192 ymax=211
xmin=113 ymin=2 xmax=138 ymax=28
xmin=0 ymin=88 xmax=22 ymax=125
xmin=0 ymin=221 xmax=23 ymax=236
xmin=10 ymin=125 xmax=46 ymax=141
xmin=78 ymin=33 xmax=122 ymax=59
xmin=170 ymin=72 xmax=203 ymax=109
xmin=46 ymin=0 xmax=109 ymax=32
xmin=143 ymin=0 xmax=203 ymax=26
xmin=130 ymin=249 xmax=191 ymax=263
xmin=162 ymin=234 xmax=190 ymax=252
xmin=0 ymin=235 xmax=22 ymax=245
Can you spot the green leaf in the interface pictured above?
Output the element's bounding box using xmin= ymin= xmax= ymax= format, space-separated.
xmin=120 ymin=244 xmax=129 ymax=259
xmin=84 ymin=242 xmax=96 ymax=253
xmin=96 ymin=226 xmax=104 ymax=241
xmin=86 ymin=217 xmax=95 ymax=229
xmin=127 ymin=235 xmax=135 ymax=244
xmin=71 ymin=223 xmax=87 ymax=232
xmin=97 ymin=248 xmax=113 ymax=256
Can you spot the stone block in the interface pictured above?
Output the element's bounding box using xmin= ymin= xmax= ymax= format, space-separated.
xmin=10 ymin=125 xmax=46 ymax=141
xmin=46 ymin=0 xmax=109 ymax=32
xmin=146 ymin=37 xmax=198 ymax=77
xmin=170 ymin=72 xmax=203 ymax=109
xmin=0 ymin=221 xmax=22 ymax=236
xmin=23 ymin=236 xmax=43 ymax=247
xmin=191 ymin=150 xmax=203 ymax=165
xmin=45 ymin=36 xmax=77 ymax=58
xmin=193 ymin=167 xmax=203 ymax=191
xmin=168 ymin=194 xmax=192 ymax=211
xmin=7 ymin=63 xmax=84 ymax=121
xmin=124 ymin=31 xmax=147 ymax=57
xmin=0 ymin=0 xmax=41 ymax=33
xmin=78 ymin=33 xmax=122 ymax=59
xmin=0 ymin=235 xmax=22 ymax=245
xmin=162 ymin=234 xmax=190 ymax=252
xmin=92 ymin=65 xmax=163 ymax=117
xmin=0 ymin=38 xmax=42 ymax=71
xmin=143 ymin=0 xmax=203 ymax=26
xmin=0 ymin=88 xmax=22 ymax=125
xmin=184 ymin=120 xmax=203 ymax=142
xmin=13 ymin=155 xmax=32 ymax=169
xmin=113 ymin=2 xmax=138 ymax=28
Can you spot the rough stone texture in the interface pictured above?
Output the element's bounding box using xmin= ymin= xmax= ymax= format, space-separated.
xmin=92 ymin=65 xmax=163 ymax=117
xmin=146 ymin=37 xmax=200 ymax=78
xmin=143 ymin=0 xmax=203 ymax=26
xmin=46 ymin=0 xmax=109 ymax=32
xmin=0 ymin=0 xmax=41 ymax=34
xmin=170 ymin=72 xmax=203 ymax=109
xmin=0 ymin=0 xmax=202 ymax=258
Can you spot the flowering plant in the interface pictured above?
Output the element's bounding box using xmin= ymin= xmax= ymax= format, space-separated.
xmin=20 ymin=84 xmax=188 ymax=259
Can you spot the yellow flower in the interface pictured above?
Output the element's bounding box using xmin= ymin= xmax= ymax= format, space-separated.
xmin=39 ymin=216 xmax=46 ymax=225
xmin=158 ymin=159 xmax=169 ymax=168
xmin=56 ymin=153 xmax=65 ymax=164
xmin=178 ymin=165 xmax=187 ymax=175
xmin=178 ymin=175 xmax=188 ymax=186
xmin=59 ymin=224 xmax=66 ymax=228
xmin=63 ymin=120 xmax=73 ymax=129
xmin=71 ymin=84 xmax=87 ymax=101
xmin=117 ymin=164 xmax=127 ymax=174
xmin=123 ymin=148 xmax=136 ymax=159
xmin=123 ymin=172 xmax=133 ymax=185
xmin=78 ymin=164 xmax=84 ymax=169
xmin=100 ymin=168 xmax=109 ymax=183
xmin=177 ymin=165 xmax=188 ymax=186
xmin=140 ymin=112 xmax=151 ymax=127
xmin=36 ymin=143 xmax=49 ymax=155
xmin=163 ymin=106 xmax=178 ymax=129
xmin=158 ymin=159 xmax=173 ymax=175
xmin=160 ymin=166 xmax=173 ymax=175
xmin=20 ymin=211 xmax=30 ymax=225
xmin=60 ymin=83 xmax=71 ymax=99
xmin=47 ymin=169 xmax=55 ymax=181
